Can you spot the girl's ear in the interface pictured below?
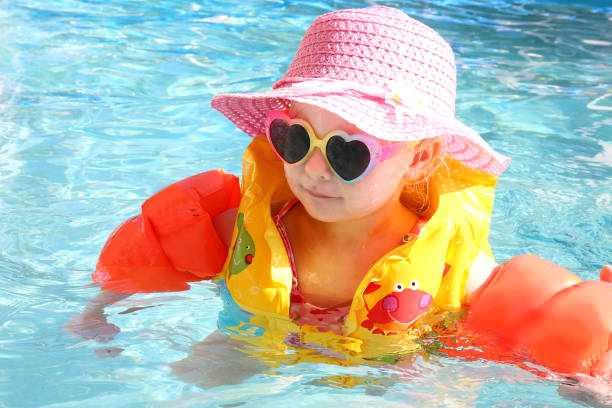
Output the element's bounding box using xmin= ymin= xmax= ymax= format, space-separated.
xmin=403 ymin=139 xmax=443 ymax=180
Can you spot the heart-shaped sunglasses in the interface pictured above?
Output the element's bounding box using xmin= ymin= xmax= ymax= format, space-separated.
xmin=265 ymin=110 xmax=404 ymax=183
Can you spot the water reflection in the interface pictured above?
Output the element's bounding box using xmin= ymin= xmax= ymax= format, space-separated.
xmin=0 ymin=0 xmax=610 ymax=406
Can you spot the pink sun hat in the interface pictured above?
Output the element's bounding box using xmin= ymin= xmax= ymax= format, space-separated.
xmin=211 ymin=6 xmax=510 ymax=175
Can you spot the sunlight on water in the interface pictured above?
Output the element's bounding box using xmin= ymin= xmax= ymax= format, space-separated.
xmin=0 ymin=0 xmax=611 ymax=407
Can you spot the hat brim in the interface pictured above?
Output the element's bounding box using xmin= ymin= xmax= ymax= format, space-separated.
xmin=211 ymin=87 xmax=510 ymax=175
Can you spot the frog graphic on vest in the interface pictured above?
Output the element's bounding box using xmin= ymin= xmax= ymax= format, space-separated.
xmin=228 ymin=212 xmax=255 ymax=277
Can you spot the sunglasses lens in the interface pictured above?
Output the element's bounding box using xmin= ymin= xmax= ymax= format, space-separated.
xmin=326 ymin=135 xmax=371 ymax=182
xmin=269 ymin=119 xmax=310 ymax=164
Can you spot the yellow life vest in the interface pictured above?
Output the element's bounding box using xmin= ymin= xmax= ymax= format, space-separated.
xmin=221 ymin=136 xmax=497 ymax=345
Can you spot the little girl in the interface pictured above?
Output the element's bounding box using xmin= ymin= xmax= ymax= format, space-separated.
xmin=66 ymin=6 xmax=611 ymax=378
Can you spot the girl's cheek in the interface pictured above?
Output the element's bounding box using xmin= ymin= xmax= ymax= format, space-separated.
xmin=283 ymin=165 xmax=301 ymax=193
xmin=352 ymin=180 xmax=390 ymax=208
xmin=284 ymin=163 xmax=298 ymax=181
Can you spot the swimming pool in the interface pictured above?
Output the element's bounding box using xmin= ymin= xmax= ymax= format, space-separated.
xmin=1 ymin=0 xmax=611 ymax=406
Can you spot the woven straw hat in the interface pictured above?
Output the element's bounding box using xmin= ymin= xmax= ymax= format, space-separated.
xmin=211 ymin=6 xmax=510 ymax=175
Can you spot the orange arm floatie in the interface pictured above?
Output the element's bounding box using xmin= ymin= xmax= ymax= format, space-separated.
xmin=92 ymin=170 xmax=241 ymax=294
xmin=465 ymin=254 xmax=612 ymax=377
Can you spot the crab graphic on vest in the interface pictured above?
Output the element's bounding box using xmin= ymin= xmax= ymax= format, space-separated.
xmin=360 ymin=256 xmax=448 ymax=335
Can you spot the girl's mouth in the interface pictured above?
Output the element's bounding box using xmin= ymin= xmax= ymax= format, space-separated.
xmin=303 ymin=187 xmax=338 ymax=199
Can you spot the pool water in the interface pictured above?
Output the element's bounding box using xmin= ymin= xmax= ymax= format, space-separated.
xmin=1 ymin=0 xmax=611 ymax=406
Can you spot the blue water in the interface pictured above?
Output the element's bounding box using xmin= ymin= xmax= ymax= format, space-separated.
xmin=1 ymin=0 xmax=611 ymax=406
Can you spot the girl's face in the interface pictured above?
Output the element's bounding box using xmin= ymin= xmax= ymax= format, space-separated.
xmin=283 ymin=102 xmax=417 ymax=223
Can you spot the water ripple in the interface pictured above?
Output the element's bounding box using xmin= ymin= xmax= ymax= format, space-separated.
xmin=1 ymin=0 xmax=611 ymax=406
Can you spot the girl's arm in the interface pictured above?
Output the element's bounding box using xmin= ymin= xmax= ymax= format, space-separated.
xmin=464 ymin=254 xmax=612 ymax=377
xmin=63 ymin=290 xmax=130 ymax=342
xmin=93 ymin=169 xmax=241 ymax=294
xmin=212 ymin=207 xmax=238 ymax=247
xmin=211 ymin=201 xmax=285 ymax=247
xmin=464 ymin=252 xmax=499 ymax=304
xmin=66 ymin=170 xmax=241 ymax=341
xmin=170 ymin=330 xmax=267 ymax=388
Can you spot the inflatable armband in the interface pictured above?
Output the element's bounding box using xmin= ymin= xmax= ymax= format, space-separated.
xmin=465 ymin=254 xmax=612 ymax=376
xmin=93 ymin=170 xmax=241 ymax=294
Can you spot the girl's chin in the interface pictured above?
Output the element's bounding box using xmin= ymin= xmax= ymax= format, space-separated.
xmin=301 ymin=196 xmax=387 ymax=223
xmin=300 ymin=199 xmax=346 ymax=222
xmin=300 ymin=198 xmax=370 ymax=223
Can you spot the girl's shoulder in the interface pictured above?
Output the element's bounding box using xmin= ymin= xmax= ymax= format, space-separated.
xmin=213 ymin=200 xmax=289 ymax=248
xmin=213 ymin=207 xmax=238 ymax=247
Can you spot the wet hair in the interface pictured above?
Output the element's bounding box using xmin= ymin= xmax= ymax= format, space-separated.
xmin=401 ymin=136 xmax=447 ymax=215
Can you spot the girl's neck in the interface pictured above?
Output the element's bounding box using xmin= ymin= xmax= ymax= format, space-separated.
xmin=283 ymin=187 xmax=420 ymax=309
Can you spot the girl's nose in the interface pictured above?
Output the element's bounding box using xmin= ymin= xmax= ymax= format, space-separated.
xmin=304 ymin=148 xmax=333 ymax=181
